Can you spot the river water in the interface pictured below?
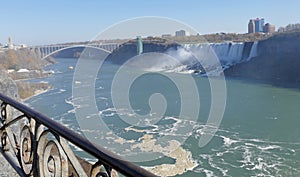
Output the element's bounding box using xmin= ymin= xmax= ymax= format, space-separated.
xmin=26 ymin=58 xmax=300 ymax=176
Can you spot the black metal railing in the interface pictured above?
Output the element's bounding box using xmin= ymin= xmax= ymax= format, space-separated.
xmin=0 ymin=93 xmax=157 ymax=177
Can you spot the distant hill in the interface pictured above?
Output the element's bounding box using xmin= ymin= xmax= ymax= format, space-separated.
xmin=164 ymin=32 xmax=273 ymax=43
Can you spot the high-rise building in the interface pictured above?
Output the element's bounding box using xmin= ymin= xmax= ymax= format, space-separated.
xmin=248 ymin=20 xmax=255 ymax=33
xmin=175 ymin=30 xmax=187 ymax=37
xmin=263 ymin=23 xmax=276 ymax=33
xmin=254 ymin=18 xmax=265 ymax=33
xmin=248 ymin=18 xmax=270 ymax=33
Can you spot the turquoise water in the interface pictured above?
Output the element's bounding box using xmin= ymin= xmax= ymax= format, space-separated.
xmin=26 ymin=58 xmax=300 ymax=176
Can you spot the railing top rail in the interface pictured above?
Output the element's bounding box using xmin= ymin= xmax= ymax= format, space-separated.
xmin=0 ymin=93 xmax=157 ymax=177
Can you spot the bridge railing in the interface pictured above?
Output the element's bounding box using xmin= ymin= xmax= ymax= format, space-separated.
xmin=0 ymin=93 xmax=157 ymax=177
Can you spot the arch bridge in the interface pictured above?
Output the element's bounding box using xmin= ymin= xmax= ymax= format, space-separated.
xmin=29 ymin=43 xmax=120 ymax=60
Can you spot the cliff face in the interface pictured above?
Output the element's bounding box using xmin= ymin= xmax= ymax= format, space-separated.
xmin=0 ymin=48 xmax=54 ymax=79
xmin=0 ymin=48 xmax=46 ymax=70
xmin=258 ymin=32 xmax=300 ymax=57
xmin=0 ymin=65 xmax=21 ymax=177
xmin=224 ymin=32 xmax=300 ymax=86
xmin=0 ymin=48 xmax=52 ymax=100
xmin=0 ymin=71 xmax=19 ymax=100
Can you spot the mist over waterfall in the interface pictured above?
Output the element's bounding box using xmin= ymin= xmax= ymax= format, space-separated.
xmin=181 ymin=41 xmax=258 ymax=75
xmin=107 ymin=40 xmax=258 ymax=76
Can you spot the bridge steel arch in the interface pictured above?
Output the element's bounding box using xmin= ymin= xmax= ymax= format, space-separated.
xmin=31 ymin=44 xmax=119 ymax=60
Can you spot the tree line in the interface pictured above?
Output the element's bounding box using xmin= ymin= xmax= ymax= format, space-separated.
xmin=278 ymin=23 xmax=300 ymax=32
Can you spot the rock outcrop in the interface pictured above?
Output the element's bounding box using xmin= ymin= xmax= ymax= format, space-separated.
xmin=0 ymin=48 xmax=46 ymax=70
xmin=0 ymin=71 xmax=19 ymax=177
xmin=0 ymin=71 xmax=19 ymax=100
xmin=0 ymin=48 xmax=52 ymax=99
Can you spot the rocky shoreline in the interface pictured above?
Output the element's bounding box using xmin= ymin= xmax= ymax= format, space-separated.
xmin=17 ymin=81 xmax=51 ymax=101
xmin=0 ymin=48 xmax=53 ymax=177
xmin=0 ymin=48 xmax=54 ymax=100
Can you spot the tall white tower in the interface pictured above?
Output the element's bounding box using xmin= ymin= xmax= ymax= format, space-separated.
xmin=8 ymin=37 xmax=13 ymax=49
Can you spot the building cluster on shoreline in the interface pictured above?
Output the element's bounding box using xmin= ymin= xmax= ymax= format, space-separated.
xmin=161 ymin=29 xmax=191 ymax=38
xmin=248 ymin=18 xmax=275 ymax=34
xmin=161 ymin=19 xmax=276 ymax=39
xmin=0 ymin=37 xmax=27 ymax=51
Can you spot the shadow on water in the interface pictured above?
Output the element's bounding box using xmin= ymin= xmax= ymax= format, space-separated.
xmin=224 ymin=75 xmax=300 ymax=91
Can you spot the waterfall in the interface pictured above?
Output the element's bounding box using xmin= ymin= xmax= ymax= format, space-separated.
xmin=247 ymin=41 xmax=258 ymax=61
xmin=227 ymin=43 xmax=244 ymax=61
xmin=210 ymin=43 xmax=230 ymax=58
xmin=181 ymin=41 xmax=259 ymax=75
xmin=184 ymin=41 xmax=258 ymax=66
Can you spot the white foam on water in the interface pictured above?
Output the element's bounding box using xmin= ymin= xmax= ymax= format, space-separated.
xmin=221 ymin=136 xmax=239 ymax=147
xmin=81 ymin=129 xmax=101 ymax=133
xmin=83 ymin=158 xmax=97 ymax=164
xmin=43 ymin=69 xmax=55 ymax=74
xmin=240 ymin=147 xmax=254 ymax=168
xmin=257 ymin=145 xmax=281 ymax=151
xmin=83 ymin=113 xmax=99 ymax=119
xmin=67 ymin=141 xmax=84 ymax=152
xmin=145 ymin=116 xmax=196 ymax=138
xmin=59 ymin=89 xmax=66 ymax=92
xmin=244 ymin=143 xmax=282 ymax=151
xmin=194 ymin=167 xmax=216 ymax=177
xmin=65 ymin=96 xmax=74 ymax=106
xmin=265 ymin=116 xmax=278 ymax=120
xmin=98 ymin=107 xmax=117 ymax=117
xmin=97 ymin=96 xmax=108 ymax=100
xmin=189 ymin=120 xmax=300 ymax=176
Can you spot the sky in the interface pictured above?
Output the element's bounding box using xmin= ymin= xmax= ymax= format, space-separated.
xmin=1 ymin=0 xmax=300 ymax=45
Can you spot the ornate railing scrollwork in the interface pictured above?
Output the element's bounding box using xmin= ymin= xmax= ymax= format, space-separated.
xmin=19 ymin=124 xmax=34 ymax=175
xmin=0 ymin=93 xmax=157 ymax=177
xmin=1 ymin=130 xmax=10 ymax=151
xmin=1 ymin=102 xmax=7 ymax=122
xmin=37 ymin=130 xmax=69 ymax=177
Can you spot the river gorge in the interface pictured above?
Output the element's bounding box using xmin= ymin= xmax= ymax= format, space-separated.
xmin=21 ymin=32 xmax=300 ymax=176
xmin=1 ymin=32 xmax=300 ymax=176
